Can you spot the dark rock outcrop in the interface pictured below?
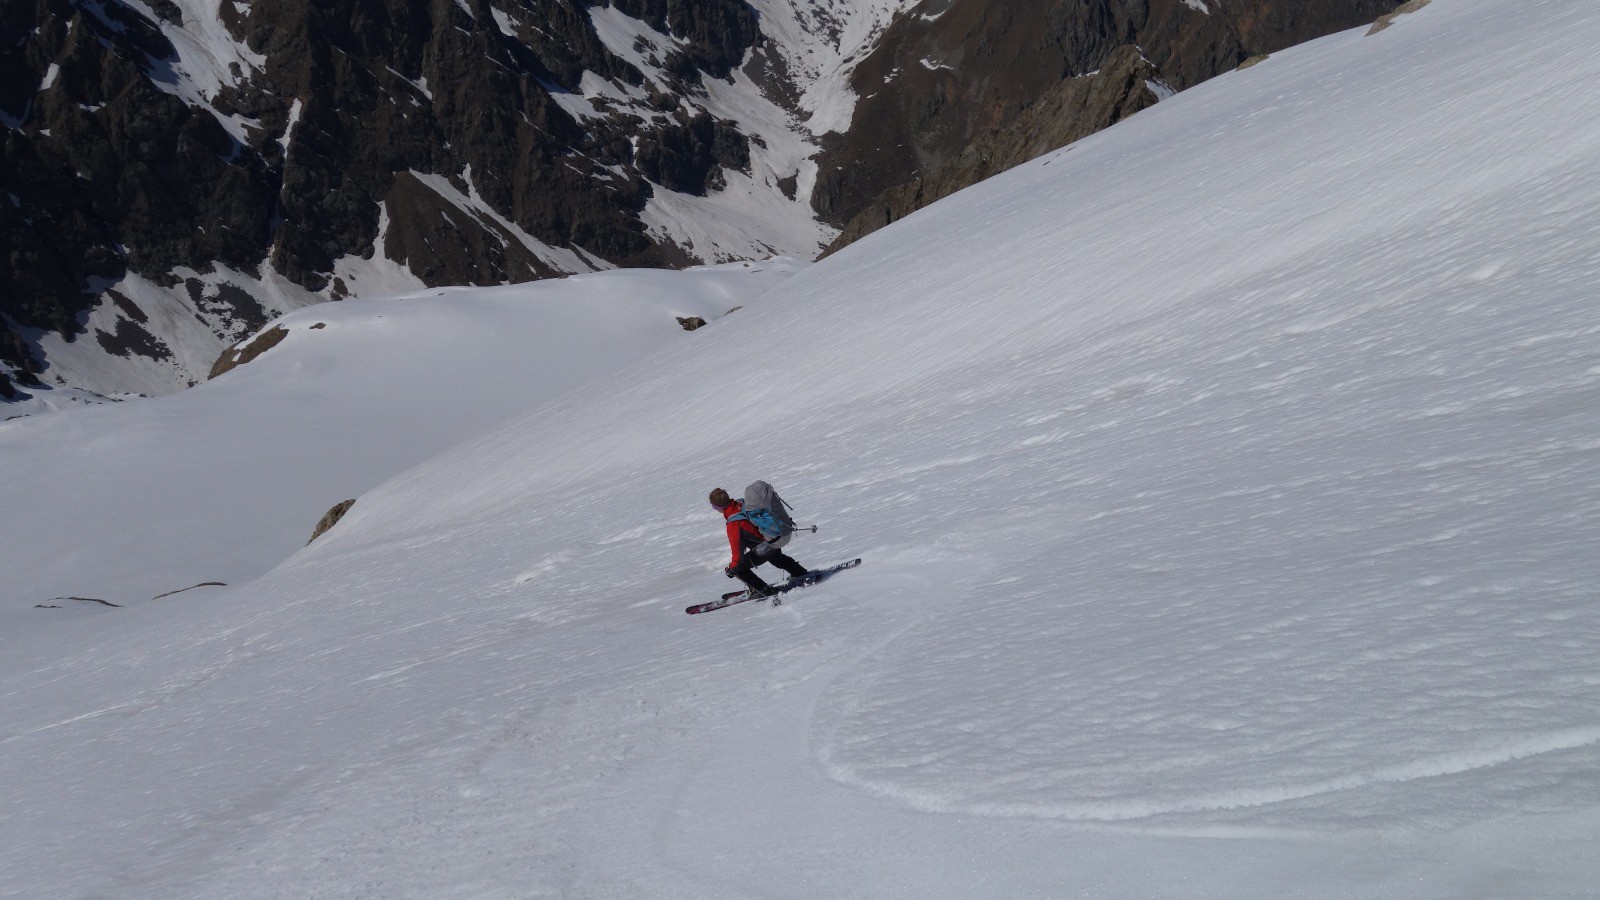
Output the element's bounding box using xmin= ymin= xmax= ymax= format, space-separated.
xmin=1 ymin=0 xmax=277 ymax=380
xmin=815 ymin=0 xmax=1405 ymax=248
xmin=824 ymin=45 xmax=1163 ymax=255
xmin=209 ymin=325 xmax=289 ymax=380
xmin=635 ymin=110 xmax=751 ymax=195
xmin=1368 ymin=0 xmax=1431 ymax=35
xmin=308 ymin=498 xmax=357 ymax=544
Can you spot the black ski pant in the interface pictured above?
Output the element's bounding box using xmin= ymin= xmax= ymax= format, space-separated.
xmin=732 ymin=534 xmax=807 ymax=594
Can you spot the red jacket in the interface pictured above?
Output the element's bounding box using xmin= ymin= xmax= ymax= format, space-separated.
xmin=721 ymin=500 xmax=763 ymax=567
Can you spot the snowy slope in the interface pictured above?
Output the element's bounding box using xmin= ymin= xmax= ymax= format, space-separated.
xmin=5 ymin=1 xmax=1600 ymax=897
xmin=0 ymin=261 xmax=799 ymax=614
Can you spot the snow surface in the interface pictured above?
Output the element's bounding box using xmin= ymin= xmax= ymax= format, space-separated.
xmin=6 ymin=1 xmax=1600 ymax=896
xmin=23 ymin=264 xmax=322 ymax=403
xmin=745 ymin=0 xmax=919 ymax=135
xmin=126 ymin=0 xmax=269 ymax=145
xmin=1 ymin=262 xmax=797 ymax=612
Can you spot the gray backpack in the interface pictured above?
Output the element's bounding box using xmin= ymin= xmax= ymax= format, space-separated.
xmin=731 ymin=480 xmax=796 ymax=541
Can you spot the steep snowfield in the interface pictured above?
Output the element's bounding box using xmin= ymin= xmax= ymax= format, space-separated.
xmin=6 ymin=0 xmax=1600 ymax=896
xmin=0 ymin=262 xmax=799 ymax=614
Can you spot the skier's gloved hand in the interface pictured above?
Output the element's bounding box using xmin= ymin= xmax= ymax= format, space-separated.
xmin=724 ymin=565 xmax=736 ymax=579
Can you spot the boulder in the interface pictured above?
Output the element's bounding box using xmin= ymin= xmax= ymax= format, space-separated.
xmin=308 ymin=499 xmax=357 ymax=545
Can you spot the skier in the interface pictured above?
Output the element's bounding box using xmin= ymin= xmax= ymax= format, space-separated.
xmin=710 ymin=486 xmax=808 ymax=598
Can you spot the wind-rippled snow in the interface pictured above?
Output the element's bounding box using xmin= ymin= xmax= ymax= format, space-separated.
xmin=4 ymin=1 xmax=1600 ymax=897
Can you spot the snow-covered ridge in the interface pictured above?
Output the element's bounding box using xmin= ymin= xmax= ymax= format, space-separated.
xmin=6 ymin=1 xmax=1600 ymax=896
xmin=0 ymin=261 xmax=801 ymax=607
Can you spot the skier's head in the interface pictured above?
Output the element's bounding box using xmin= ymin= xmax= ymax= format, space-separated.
xmin=709 ymin=487 xmax=732 ymax=510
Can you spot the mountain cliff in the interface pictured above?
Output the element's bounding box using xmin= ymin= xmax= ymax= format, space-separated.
xmin=1 ymin=0 xmax=1397 ymax=402
xmin=813 ymin=0 xmax=1405 ymax=251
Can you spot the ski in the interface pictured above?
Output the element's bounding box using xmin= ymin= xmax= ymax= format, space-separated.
xmin=686 ymin=558 xmax=862 ymax=615
xmin=721 ymin=558 xmax=862 ymax=601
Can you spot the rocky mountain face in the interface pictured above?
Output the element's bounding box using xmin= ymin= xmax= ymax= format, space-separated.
xmin=820 ymin=44 xmax=1166 ymax=256
xmin=814 ymin=0 xmax=1405 ymax=252
xmin=1 ymin=0 xmax=1398 ymax=406
xmin=1 ymin=0 xmax=843 ymax=401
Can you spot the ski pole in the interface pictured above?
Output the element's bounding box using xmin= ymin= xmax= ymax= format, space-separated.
xmin=793 ymin=524 xmax=819 ymax=534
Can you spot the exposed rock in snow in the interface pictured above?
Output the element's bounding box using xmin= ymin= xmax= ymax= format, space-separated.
xmin=308 ymin=499 xmax=356 ymax=545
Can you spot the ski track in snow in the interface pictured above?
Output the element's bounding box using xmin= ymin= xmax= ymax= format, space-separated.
xmin=802 ymin=206 xmax=1600 ymax=832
